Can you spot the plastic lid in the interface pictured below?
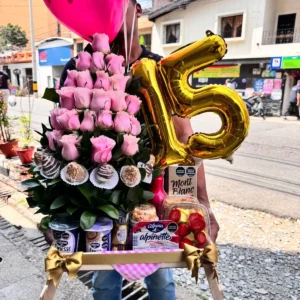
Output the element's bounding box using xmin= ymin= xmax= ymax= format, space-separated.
xmin=49 ymin=219 xmax=79 ymax=231
xmin=85 ymin=217 xmax=113 ymax=232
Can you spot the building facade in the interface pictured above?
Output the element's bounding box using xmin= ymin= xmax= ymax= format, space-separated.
xmin=149 ymin=0 xmax=300 ymax=115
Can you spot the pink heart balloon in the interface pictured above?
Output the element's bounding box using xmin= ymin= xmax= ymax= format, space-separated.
xmin=44 ymin=0 xmax=129 ymax=42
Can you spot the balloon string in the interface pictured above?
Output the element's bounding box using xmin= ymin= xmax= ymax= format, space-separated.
xmin=123 ymin=0 xmax=128 ymax=72
xmin=127 ymin=3 xmax=137 ymax=70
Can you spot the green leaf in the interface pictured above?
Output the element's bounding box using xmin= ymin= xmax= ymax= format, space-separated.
xmin=97 ymin=204 xmax=119 ymax=219
xmin=80 ymin=211 xmax=97 ymax=230
xmin=26 ymin=197 xmax=37 ymax=208
xmin=134 ymin=148 xmax=150 ymax=164
xmin=42 ymin=88 xmax=59 ymax=103
xmin=50 ymin=196 xmax=69 ymax=210
xmin=112 ymin=148 xmax=123 ymax=161
xmin=143 ymin=191 xmax=155 ymax=201
xmin=139 ymin=168 xmax=146 ymax=181
xmin=48 ymin=177 xmax=61 ymax=186
xmin=77 ymin=182 xmax=95 ymax=205
xmin=109 ymin=190 xmax=122 ymax=205
xmin=34 ymin=130 xmax=43 ymax=136
xmin=39 ymin=216 xmax=51 ymax=232
xmin=21 ymin=179 xmax=40 ymax=189
xmin=152 ymin=169 xmax=162 ymax=180
xmin=70 ymin=197 xmax=89 ymax=208
xmin=66 ymin=205 xmax=78 ymax=215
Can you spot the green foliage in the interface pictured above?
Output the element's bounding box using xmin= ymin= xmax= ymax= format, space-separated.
xmin=0 ymin=94 xmax=13 ymax=142
xmin=0 ymin=23 xmax=28 ymax=53
xmin=19 ymin=114 xmax=33 ymax=148
xmin=42 ymin=88 xmax=60 ymax=103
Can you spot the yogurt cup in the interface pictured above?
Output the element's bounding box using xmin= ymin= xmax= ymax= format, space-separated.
xmin=85 ymin=218 xmax=113 ymax=252
xmin=49 ymin=219 xmax=80 ymax=254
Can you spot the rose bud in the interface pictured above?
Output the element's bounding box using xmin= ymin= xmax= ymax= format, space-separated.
xmin=114 ymin=111 xmax=131 ymax=133
xmin=74 ymin=87 xmax=92 ymax=109
xmin=76 ymin=51 xmax=92 ymax=71
xmin=121 ymin=134 xmax=140 ymax=157
xmin=91 ymin=89 xmax=111 ymax=112
xmin=46 ymin=130 xmax=63 ymax=151
xmin=110 ymin=74 xmax=130 ymax=92
xmin=96 ymin=110 xmax=113 ymax=129
xmin=130 ymin=116 xmax=141 ymax=136
xmin=110 ymin=91 xmax=127 ymax=112
xmin=60 ymin=134 xmax=81 ymax=161
xmin=64 ymin=70 xmax=78 ymax=87
xmin=80 ymin=110 xmax=95 ymax=132
xmin=91 ymin=136 xmax=116 ymax=163
xmin=56 ymin=109 xmax=80 ymax=131
xmin=94 ymin=71 xmax=111 ymax=90
xmin=92 ymin=33 xmax=110 ymax=54
xmin=106 ymin=53 xmax=125 ymax=75
xmin=50 ymin=108 xmax=68 ymax=130
xmin=90 ymin=52 xmax=105 ymax=73
xmin=77 ymin=70 xmax=93 ymax=89
xmin=57 ymin=87 xmax=76 ymax=110
xmin=126 ymin=95 xmax=142 ymax=115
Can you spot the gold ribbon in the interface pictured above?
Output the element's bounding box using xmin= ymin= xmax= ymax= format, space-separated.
xmin=184 ymin=244 xmax=218 ymax=283
xmin=45 ymin=247 xmax=83 ymax=286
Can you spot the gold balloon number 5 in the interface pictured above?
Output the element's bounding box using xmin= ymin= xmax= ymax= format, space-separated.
xmin=132 ymin=31 xmax=250 ymax=168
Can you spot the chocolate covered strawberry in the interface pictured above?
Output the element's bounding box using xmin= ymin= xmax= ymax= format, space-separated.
xmin=169 ymin=209 xmax=181 ymax=223
xmin=188 ymin=213 xmax=206 ymax=232
xmin=195 ymin=231 xmax=207 ymax=248
xmin=178 ymin=223 xmax=190 ymax=236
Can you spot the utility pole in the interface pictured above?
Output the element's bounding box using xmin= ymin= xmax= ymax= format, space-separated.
xmin=29 ymin=0 xmax=38 ymax=97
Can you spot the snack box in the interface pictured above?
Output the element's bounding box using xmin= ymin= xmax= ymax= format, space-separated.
xmin=162 ymin=197 xmax=211 ymax=249
xmin=132 ymin=221 xmax=179 ymax=250
xmin=164 ymin=166 xmax=197 ymax=198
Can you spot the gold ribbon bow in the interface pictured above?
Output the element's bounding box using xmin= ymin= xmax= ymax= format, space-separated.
xmin=184 ymin=244 xmax=218 ymax=283
xmin=45 ymin=247 xmax=83 ymax=286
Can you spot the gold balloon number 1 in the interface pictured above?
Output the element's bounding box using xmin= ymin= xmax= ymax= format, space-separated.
xmin=132 ymin=31 xmax=250 ymax=168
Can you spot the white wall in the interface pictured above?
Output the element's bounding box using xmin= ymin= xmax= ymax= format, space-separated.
xmin=152 ymin=0 xmax=300 ymax=59
xmin=37 ymin=66 xmax=53 ymax=95
xmin=6 ymin=63 xmax=32 ymax=88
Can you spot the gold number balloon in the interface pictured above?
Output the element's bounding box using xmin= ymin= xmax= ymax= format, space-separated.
xmin=132 ymin=31 xmax=250 ymax=168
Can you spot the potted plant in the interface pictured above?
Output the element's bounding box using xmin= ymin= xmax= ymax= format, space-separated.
xmin=0 ymin=91 xmax=18 ymax=158
xmin=17 ymin=113 xmax=35 ymax=164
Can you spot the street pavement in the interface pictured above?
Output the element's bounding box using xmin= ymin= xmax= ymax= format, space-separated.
xmin=8 ymin=97 xmax=300 ymax=218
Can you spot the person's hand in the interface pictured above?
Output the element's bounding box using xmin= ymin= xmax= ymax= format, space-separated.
xmin=208 ymin=211 xmax=219 ymax=243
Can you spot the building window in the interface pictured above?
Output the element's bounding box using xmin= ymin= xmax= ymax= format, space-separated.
xmin=162 ymin=20 xmax=182 ymax=46
xmin=221 ymin=14 xmax=243 ymax=38
xmin=77 ymin=43 xmax=84 ymax=53
xmin=276 ymin=14 xmax=296 ymax=44
xmin=139 ymin=34 xmax=151 ymax=51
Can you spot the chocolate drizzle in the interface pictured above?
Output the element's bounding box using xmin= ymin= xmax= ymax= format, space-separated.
xmin=42 ymin=155 xmax=60 ymax=178
xmin=145 ymin=164 xmax=153 ymax=176
xmin=96 ymin=164 xmax=114 ymax=182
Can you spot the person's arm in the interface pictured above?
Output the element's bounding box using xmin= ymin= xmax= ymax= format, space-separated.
xmin=172 ymin=115 xmax=220 ymax=242
xmin=297 ymin=91 xmax=300 ymax=106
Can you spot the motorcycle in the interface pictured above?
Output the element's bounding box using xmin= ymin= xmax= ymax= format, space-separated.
xmin=243 ymin=94 xmax=266 ymax=119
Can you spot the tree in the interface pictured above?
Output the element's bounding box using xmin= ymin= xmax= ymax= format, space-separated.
xmin=0 ymin=23 xmax=28 ymax=53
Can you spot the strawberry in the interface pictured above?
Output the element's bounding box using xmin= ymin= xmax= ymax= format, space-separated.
xmin=195 ymin=231 xmax=207 ymax=246
xmin=169 ymin=209 xmax=181 ymax=223
xmin=189 ymin=212 xmax=204 ymax=223
xmin=179 ymin=238 xmax=193 ymax=249
xmin=178 ymin=223 xmax=190 ymax=236
xmin=188 ymin=213 xmax=206 ymax=232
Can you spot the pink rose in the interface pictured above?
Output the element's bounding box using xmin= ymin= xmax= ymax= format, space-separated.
xmin=50 ymin=108 xmax=68 ymax=130
xmin=121 ymin=134 xmax=140 ymax=156
xmin=130 ymin=116 xmax=141 ymax=136
xmin=46 ymin=130 xmax=63 ymax=151
xmin=126 ymin=95 xmax=142 ymax=115
xmin=56 ymin=109 xmax=80 ymax=131
xmin=110 ymin=91 xmax=127 ymax=112
xmin=64 ymin=70 xmax=78 ymax=87
xmin=110 ymin=74 xmax=130 ymax=92
xmin=92 ymin=33 xmax=110 ymax=54
xmin=91 ymin=136 xmax=116 ymax=163
xmin=60 ymin=135 xmax=81 ymax=161
xmin=91 ymin=89 xmax=111 ymax=112
xmin=94 ymin=71 xmax=111 ymax=90
xmin=80 ymin=110 xmax=95 ymax=132
xmin=106 ymin=54 xmax=125 ymax=75
xmin=77 ymin=70 xmax=94 ymax=89
xmin=76 ymin=52 xmax=92 ymax=71
xmin=114 ymin=111 xmax=131 ymax=133
xmin=96 ymin=110 xmax=113 ymax=129
xmin=74 ymin=87 xmax=92 ymax=109
xmin=90 ymin=52 xmax=105 ymax=73
xmin=57 ymin=87 xmax=76 ymax=110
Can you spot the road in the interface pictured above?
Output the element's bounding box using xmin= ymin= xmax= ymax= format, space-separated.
xmin=8 ymin=97 xmax=300 ymax=219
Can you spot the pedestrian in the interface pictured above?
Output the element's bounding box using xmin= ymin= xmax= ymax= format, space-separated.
xmin=60 ymin=1 xmax=219 ymax=299
xmin=0 ymin=69 xmax=11 ymax=115
xmin=225 ymin=79 xmax=236 ymax=90
xmin=284 ymin=79 xmax=300 ymax=120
